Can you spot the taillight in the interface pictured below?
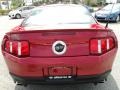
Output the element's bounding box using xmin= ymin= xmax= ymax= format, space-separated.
xmin=5 ymin=41 xmax=10 ymax=52
xmin=90 ymin=37 xmax=115 ymax=55
xmin=21 ymin=41 xmax=29 ymax=56
xmin=4 ymin=40 xmax=29 ymax=57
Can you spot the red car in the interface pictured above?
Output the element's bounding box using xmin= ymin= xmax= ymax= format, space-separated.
xmin=1 ymin=4 xmax=118 ymax=86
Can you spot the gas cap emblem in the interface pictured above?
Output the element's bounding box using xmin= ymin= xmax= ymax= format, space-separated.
xmin=52 ymin=41 xmax=67 ymax=55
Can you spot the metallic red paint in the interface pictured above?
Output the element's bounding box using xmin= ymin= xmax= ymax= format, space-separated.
xmin=2 ymin=48 xmax=117 ymax=77
xmin=11 ymin=23 xmax=106 ymax=32
xmin=1 ymin=4 xmax=118 ymax=84
xmin=2 ymin=27 xmax=118 ymax=77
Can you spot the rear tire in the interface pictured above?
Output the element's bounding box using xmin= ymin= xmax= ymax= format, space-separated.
xmin=15 ymin=14 xmax=21 ymax=19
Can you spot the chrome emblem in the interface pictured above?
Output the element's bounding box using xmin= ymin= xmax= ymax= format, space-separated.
xmin=52 ymin=41 xmax=67 ymax=55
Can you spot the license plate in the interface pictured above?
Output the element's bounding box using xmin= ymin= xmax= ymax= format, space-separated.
xmin=48 ymin=76 xmax=72 ymax=80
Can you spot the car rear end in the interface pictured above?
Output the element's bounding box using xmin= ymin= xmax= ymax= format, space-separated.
xmin=1 ymin=28 xmax=117 ymax=84
xmin=1 ymin=4 xmax=118 ymax=85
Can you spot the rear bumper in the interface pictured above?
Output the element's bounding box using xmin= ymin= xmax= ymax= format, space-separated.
xmin=10 ymin=70 xmax=111 ymax=84
xmin=2 ymin=48 xmax=117 ymax=78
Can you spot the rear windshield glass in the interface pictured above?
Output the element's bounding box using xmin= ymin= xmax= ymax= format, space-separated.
xmin=22 ymin=6 xmax=96 ymax=27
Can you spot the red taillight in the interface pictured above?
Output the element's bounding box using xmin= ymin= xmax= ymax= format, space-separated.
xmin=12 ymin=41 xmax=18 ymax=55
xmin=5 ymin=41 xmax=10 ymax=52
xmin=4 ymin=40 xmax=29 ymax=57
xmin=109 ymin=38 xmax=114 ymax=49
xmin=101 ymin=39 xmax=107 ymax=53
xmin=90 ymin=37 xmax=115 ymax=55
xmin=21 ymin=41 xmax=29 ymax=56
xmin=90 ymin=39 xmax=98 ymax=54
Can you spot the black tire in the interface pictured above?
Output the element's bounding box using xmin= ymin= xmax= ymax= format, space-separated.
xmin=15 ymin=14 xmax=21 ymax=19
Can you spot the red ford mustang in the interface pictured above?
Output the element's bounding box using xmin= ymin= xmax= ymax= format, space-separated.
xmin=1 ymin=4 xmax=118 ymax=86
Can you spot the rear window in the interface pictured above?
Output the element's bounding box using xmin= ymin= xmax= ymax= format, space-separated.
xmin=22 ymin=5 xmax=96 ymax=27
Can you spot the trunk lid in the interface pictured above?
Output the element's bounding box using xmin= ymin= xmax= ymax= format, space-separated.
xmin=9 ymin=29 xmax=108 ymax=57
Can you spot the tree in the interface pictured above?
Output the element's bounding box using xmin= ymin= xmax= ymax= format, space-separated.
xmin=6 ymin=0 xmax=9 ymax=9
xmin=11 ymin=0 xmax=24 ymax=8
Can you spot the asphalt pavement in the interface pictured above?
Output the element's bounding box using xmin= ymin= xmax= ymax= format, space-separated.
xmin=0 ymin=16 xmax=120 ymax=90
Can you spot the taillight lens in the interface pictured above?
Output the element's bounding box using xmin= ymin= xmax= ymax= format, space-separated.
xmin=21 ymin=41 xmax=29 ymax=56
xmin=109 ymin=38 xmax=114 ymax=49
xmin=12 ymin=41 xmax=18 ymax=55
xmin=90 ymin=39 xmax=98 ymax=54
xmin=101 ymin=39 xmax=107 ymax=53
xmin=4 ymin=40 xmax=29 ymax=57
xmin=5 ymin=41 xmax=10 ymax=52
xmin=90 ymin=37 xmax=115 ymax=55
